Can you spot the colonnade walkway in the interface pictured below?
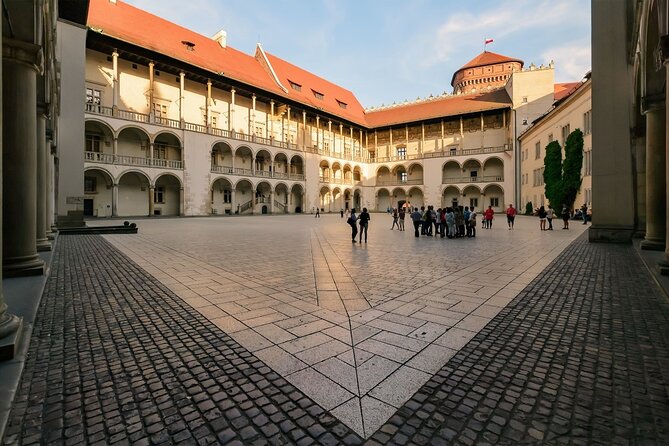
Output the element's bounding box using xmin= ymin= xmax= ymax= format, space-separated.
xmin=1 ymin=215 xmax=668 ymax=444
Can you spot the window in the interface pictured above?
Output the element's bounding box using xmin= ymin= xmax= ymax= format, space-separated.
xmin=254 ymin=125 xmax=264 ymax=137
xmin=154 ymin=186 xmax=165 ymax=204
xmin=400 ymin=172 xmax=408 ymax=183
xmin=469 ymin=198 xmax=478 ymax=208
xmin=337 ymin=100 xmax=347 ymax=109
xmin=85 ymin=134 xmax=101 ymax=152
xmin=154 ymin=144 xmax=167 ymax=160
xmin=470 ymin=170 xmax=478 ymax=180
xmin=535 ymin=141 xmax=541 ymax=159
xmin=583 ymin=110 xmax=592 ymax=135
xmin=522 ymin=96 xmax=528 ymax=103
xmin=312 ymin=90 xmax=324 ymax=100
xmin=84 ymin=176 xmax=97 ymax=194
xmin=211 ymin=115 xmax=217 ymax=128
xmin=86 ymin=88 xmax=101 ymax=104
xmin=223 ymin=189 xmax=232 ymax=203
xmin=584 ymin=150 xmax=592 ymax=176
xmin=153 ymin=102 xmax=168 ymax=118
xmin=561 ymin=124 xmax=570 ymax=143
xmin=548 ymin=133 xmax=554 ymax=143
xmin=490 ymin=197 xmax=499 ymax=207
xmin=289 ymin=81 xmax=302 ymax=91
xmin=397 ymin=147 xmax=407 ymax=159
xmin=324 ymin=142 xmax=329 ymax=150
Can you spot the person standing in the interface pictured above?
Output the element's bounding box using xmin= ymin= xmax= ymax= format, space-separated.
xmin=506 ymin=204 xmax=517 ymax=230
xmin=546 ymin=205 xmax=555 ymax=230
xmin=411 ymin=207 xmax=422 ymax=237
xmin=315 ymin=207 xmax=320 ymax=218
xmin=469 ymin=207 xmax=477 ymax=237
xmin=463 ymin=206 xmax=471 ymax=237
xmin=439 ymin=208 xmax=446 ymax=238
xmin=561 ymin=205 xmax=570 ymax=229
xmin=398 ymin=207 xmax=406 ymax=231
xmin=446 ymin=207 xmax=456 ymax=238
xmin=340 ymin=209 xmax=344 ymax=218
xmin=538 ymin=205 xmax=547 ymax=230
xmin=484 ymin=206 xmax=495 ymax=229
xmin=358 ymin=207 xmax=371 ymax=243
xmin=348 ymin=209 xmax=358 ymax=242
xmin=581 ymin=203 xmax=588 ymax=225
xmin=391 ymin=208 xmax=399 ymax=230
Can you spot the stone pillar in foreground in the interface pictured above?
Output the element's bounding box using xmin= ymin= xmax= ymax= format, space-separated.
xmin=3 ymin=39 xmax=44 ymax=277
xmin=641 ymin=101 xmax=666 ymax=250
xmin=36 ymin=109 xmax=51 ymax=251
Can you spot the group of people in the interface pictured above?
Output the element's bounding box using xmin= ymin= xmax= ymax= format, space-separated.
xmin=346 ymin=208 xmax=371 ymax=243
xmin=535 ymin=203 xmax=589 ymax=230
xmin=405 ymin=205 xmax=486 ymax=238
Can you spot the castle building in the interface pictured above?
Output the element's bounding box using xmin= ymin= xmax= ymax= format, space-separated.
xmin=71 ymin=0 xmax=568 ymax=220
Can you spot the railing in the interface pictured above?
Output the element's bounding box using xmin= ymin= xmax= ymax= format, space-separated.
xmin=233 ymin=167 xmax=254 ymax=176
xmin=154 ymin=116 xmax=181 ymax=128
xmin=376 ymin=178 xmax=423 ymax=186
xmin=442 ymin=175 xmax=504 ymax=183
xmin=210 ymin=164 xmax=305 ymax=181
xmin=289 ymin=173 xmax=305 ymax=181
xmin=117 ymin=109 xmax=150 ymax=123
xmin=183 ymin=122 xmax=207 ymax=133
xmin=211 ymin=165 xmax=234 ymax=174
xmin=85 ymin=151 xmax=183 ymax=169
xmin=85 ymin=103 xmax=113 ymax=116
xmin=240 ymin=200 xmax=253 ymax=212
xmin=255 ymin=170 xmax=272 ymax=178
xmin=274 ymin=201 xmax=286 ymax=211
xmin=273 ymin=172 xmax=289 ymax=179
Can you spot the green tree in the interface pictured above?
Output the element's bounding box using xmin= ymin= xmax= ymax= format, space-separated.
xmin=561 ymin=129 xmax=584 ymax=209
xmin=543 ymin=140 xmax=563 ymax=207
xmin=525 ymin=201 xmax=534 ymax=215
xmin=542 ymin=130 xmax=585 ymax=211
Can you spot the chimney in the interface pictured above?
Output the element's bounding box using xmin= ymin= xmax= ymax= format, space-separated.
xmin=213 ymin=29 xmax=227 ymax=48
xmin=109 ymin=0 xmax=117 ymax=4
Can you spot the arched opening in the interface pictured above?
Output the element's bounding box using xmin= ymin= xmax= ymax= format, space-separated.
xmin=343 ymin=164 xmax=353 ymax=184
xmin=211 ymin=142 xmax=233 ymax=173
xmin=442 ymin=161 xmax=461 ymax=183
xmin=274 ymin=183 xmax=289 ymax=213
xmin=376 ymin=166 xmax=391 ymax=185
xmin=290 ymin=184 xmax=304 ymax=213
xmin=235 ymin=179 xmax=254 ymax=214
xmin=234 ymin=146 xmax=254 ymax=175
xmin=319 ymin=186 xmax=332 ymax=212
xmin=463 ymin=159 xmax=483 ymax=182
xmin=274 ymin=153 xmax=289 ymax=178
xmin=376 ymin=188 xmax=391 ymax=212
xmin=319 ymin=160 xmax=331 ymax=182
xmin=117 ymin=171 xmax=150 ymax=216
xmin=117 ymin=127 xmax=150 ymax=165
xmin=83 ymin=168 xmax=113 ymax=217
xmin=255 ymin=150 xmax=272 ymax=177
xmin=332 ymin=187 xmax=343 ymax=211
xmin=408 ymin=187 xmax=424 ymax=208
xmin=290 ymin=155 xmax=305 ymax=179
xmin=343 ymin=188 xmax=352 ymax=210
xmin=392 ymin=187 xmax=407 ymax=211
xmin=462 ymin=185 xmax=482 ymax=211
xmin=392 ymin=165 xmax=407 ymax=185
xmin=84 ymin=120 xmax=114 ymax=163
xmin=407 ymin=163 xmax=423 ymax=184
xmin=153 ymin=132 xmax=183 ymax=168
xmin=483 ymin=157 xmax=504 ymax=181
xmin=255 ymin=181 xmax=272 ymax=213
xmin=332 ymin=162 xmax=342 ymax=183
xmin=154 ymin=174 xmax=181 ymax=216
xmin=211 ymin=177 xmax=233 ymax=215
xmin=353 ymin=166 xmax=362 ymax=183
xmin=353 ymin=189 xmax=362 ymax=211
xmin=483 ymin=184 xmax=504 ymax=213
xmin=442 ymin=186 xmax=461 ymax=209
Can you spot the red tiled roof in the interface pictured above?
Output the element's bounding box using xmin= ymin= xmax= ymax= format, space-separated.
xmin=264 ymin=52 xmax=367 ymax=126
xmin=553 ymin=82 xmax=581 ymax=101
xmin=451 ymin=51 xmax=524 ymax=86
xmin=365 ymin=89 xmax=512 ymax=128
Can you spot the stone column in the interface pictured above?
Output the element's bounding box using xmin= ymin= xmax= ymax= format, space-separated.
xmin=269 ymin=191 xmax=274 ymax=214
xmin=149 ymin=186 xmax=155 ymax=216
xmin=179 ymin=187 xmax=184 ymax=216
xmin=35 ymin=110 xmax=51 ymax=251
xmin=112 ymin=50 xmax=119 ymax=114
xmin=3 ymin=39 xmax=44 ymax=277
xmin=641 ymin=101 xmax=666 ymax=250
xmin=231 ymin=190 xmax=236 ymax=214
xmin=112 ymin=183 xmax=118 ymax=217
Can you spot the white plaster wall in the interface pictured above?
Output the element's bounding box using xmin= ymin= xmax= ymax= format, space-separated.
xmin=118 ymin=173 xmax=149 ymax=216
xmin=57 ymin=20 xmax=87 ymax=219
xmin=183 ymin=131 xmax=213 ymax=215
xmin=84 ymin=169 xmax=113 ymax=217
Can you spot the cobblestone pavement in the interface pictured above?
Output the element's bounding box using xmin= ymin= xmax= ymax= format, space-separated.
xmin=100 ymin=215 xmax=586 ymax=436
xmin=3 ymin=216 xmax=669 ymax=444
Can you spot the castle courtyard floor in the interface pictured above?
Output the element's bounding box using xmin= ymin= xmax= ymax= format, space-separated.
xmin=2 ymin=214 xmax=668 ymax=444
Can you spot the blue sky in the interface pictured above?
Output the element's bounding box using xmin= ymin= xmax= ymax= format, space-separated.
xmin=124 ymin=0 xmax=591 ymax=108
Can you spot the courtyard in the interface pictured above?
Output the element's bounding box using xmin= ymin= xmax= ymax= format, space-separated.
xmin=3 ymin=214 xmax=669 ymax=444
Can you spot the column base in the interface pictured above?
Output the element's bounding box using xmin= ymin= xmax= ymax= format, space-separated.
xmin=0 ymin=315 xmax=23 ymax=361
xmin=588 ymin=225 xmax=634 ymax=243
xmin=36 ymin=238 xmax=52 ymax=252
xmin=640 ymin=238 xmax=666 ymax=251
xmin=657 ymin=257 xmax=669 ymax=276
xmin=3 ymin=255 xmax=45 ymax=278
xmin=46 ymin=231 xmax=55 ymax=241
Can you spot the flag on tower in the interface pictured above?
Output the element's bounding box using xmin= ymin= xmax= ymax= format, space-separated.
xmin=484 ymin=38 xmax=494 ymax=45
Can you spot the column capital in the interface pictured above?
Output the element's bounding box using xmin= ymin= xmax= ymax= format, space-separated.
xmin=207 ymin=79 xmax=212 ymax=86
xmin=3 ymin=38 xmax=43 ymax=73
xmin=642 ymin=94 xmax=666 ymax=114
xmin=149 ymin=61 xmax=155 ymax=67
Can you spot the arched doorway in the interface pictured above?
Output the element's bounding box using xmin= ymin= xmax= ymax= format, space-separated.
xmin=83 ymin=168 xmax=113 ymax=217
xmin=291 ymin=184 xmax=304 ymax=213
xmin=235 ymin=179 xmax=254 ymax=214
xmin=442 ymin=186 xmax=460 ymax=209
xmin=154 ymin=174 xmax=181 ymax=216
xmin=377 ymin=188 xmax=391 ymax=212
xmin=211 ymin=177 xmax=233 ymax=215
xmin=256 ymin=181 xmax=272 ymax=214
xmin=211 ymin=142 xmax=233 ymax=173
xmin=117 ymin=171 xmax=150 ymax=216
xmin=408 ymin=187 xmax=424 ymax=208
xmin=153 ymin=132 xmax=183 ymax=168
xmin=275 ymin=183 xmax=289 ymax=213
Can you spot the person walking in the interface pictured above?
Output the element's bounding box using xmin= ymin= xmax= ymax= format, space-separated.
xmin=358 ymin=207 xmax=371 ymax=243
xmin=391 ymin=208 xmax=399 ymax=230
xmin=538 ymin=205 xmax=547 ymax=230
xmin=561 ymin=205 xmax=570 ymax=229
xmin=411 ymin=207 xmax=422 ymax=237
xmin=484 ymin=206 xmax=495 ymax=229
xmin=581 ymin=203 xmax=588 ymax=225
xmin=398 ymin=207 xmax=406 ymax=231
xmin=348 ymin=209 xmax=358 ymax=242
xmin=546 ymin=205 xmax=555 ymax=230
xmin=315 ymin=207 xmax=320 ymax=218
xmin=506 ymin=204 xmax=517 ymax=230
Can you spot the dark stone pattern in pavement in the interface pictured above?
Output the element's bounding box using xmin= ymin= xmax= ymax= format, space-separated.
xmin=369 ymin=234 xmax=669 ymax=445
xmin=2 ymin=235 xmax=363 ymax=445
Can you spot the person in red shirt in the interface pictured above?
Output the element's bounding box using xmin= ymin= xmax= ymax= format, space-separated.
xmin=506 ymin=204 xmax=517 ymax=230
xmin=484 ymin=206 xmax=495 ymax=229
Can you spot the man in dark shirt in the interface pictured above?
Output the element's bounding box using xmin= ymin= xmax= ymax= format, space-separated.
xmin=358 ymin=208 xmax=371 ymax=243
xmin=410 ymin=207 xmax=423 ymax=237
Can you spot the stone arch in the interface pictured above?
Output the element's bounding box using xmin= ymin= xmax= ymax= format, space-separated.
xmin=151 ymin=129 xmax=183 ymax=146
xmin=234 ymin=179 xmax=254 ymax=214
xmin=483 ymin=156 xmax=504 ymax=181
xmin=83 ymin=167 xmax=114 ymax=217
xmin=211 ymin=141 xmax=234 ymax=172
xmin=274 ymin=152 xmax=289 ymax=176
xmin=483 ymin=184 xmax=504 ymax=213
xmin=353 ymin=165 xmax=363 ymax=183
xmin=117 ymin=126 xmax=150 ymax=160
xmin=84 ymin=119 xmax=114 ymax=155
xmin=442 ymin=160 xmax=462 ymax=183
xmin=154 ymin=173 xmax=182 ymax=216
xmin=376 ymin=187 xmax=391 ymax=212
xmin=319 ymin=185 xmax=333 ymax=212
xmin=462 ymin=185 xmax=483 ymax=211
xmin=211 ymin=176 xmax=234 ymax=215
xmin=290 ymin=155 xmax=305 ymax=177
xmin=407 ymin=186 xmax=424 ymax=208
xmin=319 ymin=159 xmax=331 ymax=181
xmin=117 ymin=170 xmax=151 ymax=216
xmin=234 ymin=145 xmax=254 ymax=172
xmin=290 ymin=183 xmax=304 ymax=213
xmin=442 ymin=185 xmax=461 ymax=209
xmin=153 ymin=131 xmax=182 ymax=167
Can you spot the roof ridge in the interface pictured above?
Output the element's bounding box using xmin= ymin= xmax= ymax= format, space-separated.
xmin=254 ymin=43 xmax=288 ymax=93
